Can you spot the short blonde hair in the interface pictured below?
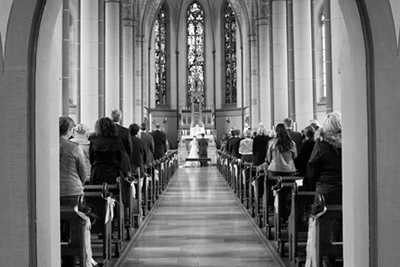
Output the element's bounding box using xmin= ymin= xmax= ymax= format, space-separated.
xmin=74 ymin=124 xmax=90 ymax=136
xmin=323 ymin=111 xmax=342 ymax=133
xmin=256 ymin=122 xmax=268 ymax=136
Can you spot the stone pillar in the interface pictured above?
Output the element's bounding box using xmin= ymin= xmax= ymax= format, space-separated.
xmin=250 ymin=33 xmax=260 ymax=127
xmin=293 ymin=0 xmax=313 ymax=129
xmin=105 ymin=0 xmax=120 ymax=114
xmin=134 ymin=35 xmax=144 ymax=123
xmin=258 ymin=0 xmax=272 ymax=128
xmin=80 ymin=0 xmax=99 ymax=130
xmin=62 ymin=0 xmax=71 ymax=116
xmin=272 ymin=0 xmax=288 ymax=125
xmin=122 ymin=0 xmax=134 ymax=125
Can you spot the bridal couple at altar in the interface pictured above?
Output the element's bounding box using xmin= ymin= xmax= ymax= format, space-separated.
xmin=186 ymin=133 xmax=208 ymax=167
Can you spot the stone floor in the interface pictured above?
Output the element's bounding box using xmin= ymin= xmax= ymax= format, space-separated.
xmin=116 ymin=165 xmax=284 ymax=267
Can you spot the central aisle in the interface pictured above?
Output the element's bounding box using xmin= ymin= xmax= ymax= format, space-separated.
xmin=119 ymin=166 xmax=283 ymax=267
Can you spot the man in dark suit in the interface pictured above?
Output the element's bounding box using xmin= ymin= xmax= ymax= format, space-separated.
xmin=283 ymin=117 xmax=303 ymax=153
xmin=128 ymin=123 xmax=147 ymax=178
xmin=151 ymin=123 xmax=167 ymax=160
xmin=228 ymin=129 xmax=242 ymax=159
xmin=110 ymin=109 xmax=132 ymax=206
xmin=111 ymin=109 xmax=132 ymax=158
xmin=198 ymin=133 xmax=208 ymax=167
xmin=139 ymin=122 xmax=155 ymax=169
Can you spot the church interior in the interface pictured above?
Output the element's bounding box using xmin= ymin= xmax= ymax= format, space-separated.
xmin=1 ymin=0 xmax=400 ymax=266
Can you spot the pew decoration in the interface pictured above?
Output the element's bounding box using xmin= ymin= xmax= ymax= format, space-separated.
xmin=74 ymin=205 xmax=98 ymax=267
xmin=104 ymin=197 xmax=116 ymax=225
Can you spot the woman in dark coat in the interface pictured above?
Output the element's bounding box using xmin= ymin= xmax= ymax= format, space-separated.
xmin=89 ymin=117 xmax=130 ymax=184
xmin=252 ymin=123 xmax=271 ymax=166
xmin=294 ymin=125 xmax=316 ymax=191
xmin=307 ymin=111 xmax=342 ymax=204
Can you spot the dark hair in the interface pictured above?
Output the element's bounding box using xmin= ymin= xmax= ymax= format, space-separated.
xmin=275 ymin=123 xmax=293 ymax=152
xmin=283 ymin=118 xmax=293 ymax=128
xmin=59 ymin=116 xmax=75 ymax=136
xmin=129 ymin=123 xmax=140 ymax=136
xmin=95 ymin=117 xmax=117 ymax=137
xmin=303 ymin=125 xmax=315 ymax=139
xmin=140 ymin=122 xmax=147 ymax=131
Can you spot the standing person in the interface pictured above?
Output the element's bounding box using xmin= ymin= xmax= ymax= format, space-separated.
xmin=129 ymin=123 xmax=147 ymax=178
xmin=266 ymin=123 xmax=297 ymax=176
xmin=59 ymin=116 xmax=88 ymax=206
xmin=198 ymin=133 xmax=209 ymax=166
xmin=283 ymin=117 xmax=303 ymax=154
xmin=139 ymin=122 xmax=155 ymax=168
xmin=89 ymin=117 xmax=130 ymax=185
xmin=59 ymin=116 xmax=88 ymax=267
xmin=239 ymin=129 xmax=254 ymax=163
xmin=111 ymin=109 xmax=132 ymax=160
xmin=252 ymin=123 xmax=271 ymax=166
xmin=294 ymin=125 xmax=316 ymax=191
xmin=307 ymin=111 xmax=342 ymax=205
xmin=228 ymin=129 xmax=242 ymax=159
xmin=70 ymin=123 xmax=91 ymax=181
xmin=186 ymin=136 xmax=199 ymax=167
xmin=151 ymin=123 xmax=167 ymax=160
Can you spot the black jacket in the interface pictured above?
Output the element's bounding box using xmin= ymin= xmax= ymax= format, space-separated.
xmin=252 ymin=135 xmax=270 ymax=166
xmin=307 ymin=130 xmax=342 ymax=204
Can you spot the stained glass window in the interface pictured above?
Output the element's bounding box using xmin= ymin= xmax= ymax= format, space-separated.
xmin=155 ymin=4 xmax=167 ymax=105
xmin=187 ymin=2 xmax=205 ymax=106
xmin=224 ymin=2 xmax=237 ymax=104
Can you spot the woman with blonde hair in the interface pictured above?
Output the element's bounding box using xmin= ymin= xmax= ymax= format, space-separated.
xmin=307 ymin=111 xmax=342 ymax=204
xmin=70 ymin=123 xmax=91 ymax=180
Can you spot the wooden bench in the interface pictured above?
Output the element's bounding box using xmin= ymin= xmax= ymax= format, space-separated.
xmin=83 ymin=183 xmax=112 ymax=265
xmin=288 ymin=183 xmax=315 ymax=266
xmin=60 ymin=195 xmax=88 ymax=267
xmin=313 ymin=194 xmax=343 ymax=267
xmin=252 ymin=165 xmax=266 ymax=227
xmin=271 ymin=175 xmax=304 ymax=257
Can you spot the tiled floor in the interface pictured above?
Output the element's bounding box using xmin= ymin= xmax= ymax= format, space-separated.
xmin=119 ymin=166 xmax=284 ymax=267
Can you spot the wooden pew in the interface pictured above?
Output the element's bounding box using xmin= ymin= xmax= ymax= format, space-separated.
xmin=271 ymin=175 xmax=303 ymax=257
xmin=241 ymin=163 xmax=253 ymax=209
xmin=313 ymin=194 xmax=343 ymax=267
xmin=252 ymin=165 xmax=266 ymax=227
xmin=60 ymin=195 xmax=89 ymax=267
xmin=83 ymin=183 xmax=112 ymax=265
xmin=288 ymin=182 xmax=315 ymax=266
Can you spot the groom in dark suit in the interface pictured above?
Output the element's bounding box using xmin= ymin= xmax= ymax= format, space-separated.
xmin=198 ymin=133 xmax=208 ymax=167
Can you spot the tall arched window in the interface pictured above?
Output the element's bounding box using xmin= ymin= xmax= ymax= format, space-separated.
xmin=321 ymin=13 xmax=327 ymax=99
xmin=155 ymin=4 xmax=168 ymax=105
xmin=224 ymin=1 xmax=237 ymax=104
xmin=187 ymin=2 xmax=205 ymax=106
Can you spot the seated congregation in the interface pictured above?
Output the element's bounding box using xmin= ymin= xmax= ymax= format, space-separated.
xmin=217 ymin=111 xmax=343 ymax=267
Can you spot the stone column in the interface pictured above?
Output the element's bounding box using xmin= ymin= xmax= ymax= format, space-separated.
xmin=134 ymin=35 xmax=144 ymax=123
xmin=122 ymin=0 xmax=134 ymax=125
xmin=272 ymin=0 xmax=288 ymax=125
xmin=293 ymin=0 xmax=313 ymax=129
xmin=80 ymin=0 xmax=99 ymax=130
xmin=258 ymin=0 xmax=272 ymax=128
xmin=250 ymin=33 xmax=260 ymax=127
xmin=105 ymin=0 xmax=120 ymax=114
xmin=62 ymin=0 xmax=71 ymax=115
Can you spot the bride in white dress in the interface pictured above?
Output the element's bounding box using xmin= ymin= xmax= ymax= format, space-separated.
xmin=186 ymin=136 xmax=199 ymax=166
